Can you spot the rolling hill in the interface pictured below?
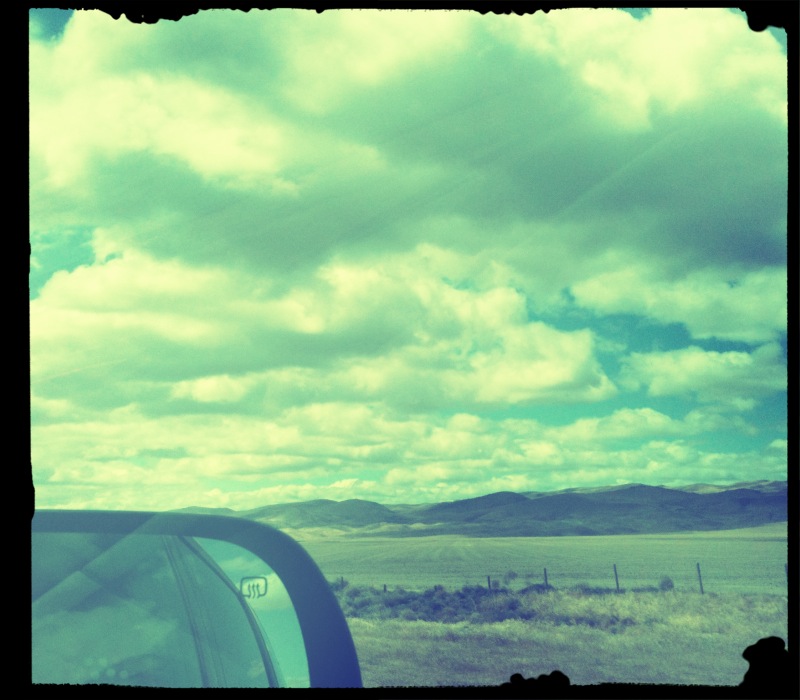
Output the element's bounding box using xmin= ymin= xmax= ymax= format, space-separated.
xmin=241 ymin=498 xmax=407 ymax=529
xmin=175 ymin=481 xmax=787 ymax=537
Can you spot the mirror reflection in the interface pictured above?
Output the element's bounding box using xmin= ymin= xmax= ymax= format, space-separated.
xmin=32 ymin=531 xmax=310 ymax=687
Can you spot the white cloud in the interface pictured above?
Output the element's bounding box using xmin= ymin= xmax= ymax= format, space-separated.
xmin=29 ymin=8 xmax=786 ymax=509
xmin=571 ymin=266 xmax=787 ymax=343
xmin=30 ymin=252 xmax=239 ymax=386
xmin=278 ymin=9 xmax=472 ymax=113
xmin=36 ymin=249 xmax=234 ymax=311
xmin=306 ymin=320 xmax=615 ymax=411
xmin=447 ymin=323 xmax=616 ymax=405
xmin=620 ymin=344 xmax=786 ymax=407
xmin=32 ymin=244 xmax=615 ymax=411
xmin=495 ymin=8 xmax=786 ymax=129
xmin=542 ymin=407 xmax=686 ymax=443
xmin=30 ymin=10 xmax=388 ymax=195
xmin=171 ymin=374 xmax=255 ymax=403
xmin=31 ymin=392 xmax=783 ymax=510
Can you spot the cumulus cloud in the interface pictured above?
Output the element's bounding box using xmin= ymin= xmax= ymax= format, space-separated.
xmin=277 ymin=10 xmax=472 ymax=113
xmin=29 ymin=8 xmax=787 ymax=508
xmin=31 ymin=391 xmax=772 ymax=509
xmin=619 ymin=344 xmax=786 ymax=408
xmin=31 ymin=9 xmax=786 ymax=276
xmin=171 ymin=375 xmax=255 ymax=403
xmin=496 ymin=8 xmax=786 ymax=128
xmin=538 ymin=406 xmax=754 ymax=444
xmin=571 ymin=266 xmax=787 ymax=343
xmin=31 ymin=245 xmax=616 ymax=413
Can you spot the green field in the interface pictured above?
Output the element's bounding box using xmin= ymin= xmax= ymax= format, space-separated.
xmin=346 ymin=591 xmax=789 ymax=687
xmin=297 ymin=522 xmax=788 ymax=594
xmin=295 ymin=524 xmax=788 ymax=688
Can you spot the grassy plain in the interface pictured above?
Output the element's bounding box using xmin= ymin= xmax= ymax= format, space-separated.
xmin=297 ymin=524 xmax=789 ymax=688
xmin=298 ymin=522 xmax=788 ymax=594
xmin=347 ymin=590 xmax=788 ymax=687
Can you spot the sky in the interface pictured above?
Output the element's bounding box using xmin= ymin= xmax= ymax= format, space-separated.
xmin=29 ymin=8 xmax=788 ymax=511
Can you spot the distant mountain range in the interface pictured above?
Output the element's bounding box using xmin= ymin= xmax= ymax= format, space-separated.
xmin=176 ymin=480 xmax=787 ymax=537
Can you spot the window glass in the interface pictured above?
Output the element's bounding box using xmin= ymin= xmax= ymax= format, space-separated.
xmin=30 ymin=7 xmax=787 ymax=690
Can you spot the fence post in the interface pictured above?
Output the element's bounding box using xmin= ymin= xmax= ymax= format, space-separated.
xmin=613 ymin=563 xmax=620 ymax=593
xmin=544 ymin=567 xmax=548 ymax=588
xmin=383 ymin=583 xmax=387 ymax=593
xmin=487 ymin=575 xmax=492 ymax=592
xmin=696 ymin=562 xmax=704 ymax=595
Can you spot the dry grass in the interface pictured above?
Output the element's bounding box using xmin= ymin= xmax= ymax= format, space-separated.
xmin=345 ymin=590 xmax=788 ymax=688
xmin=301 ymin=525 xmax=788 ymax=594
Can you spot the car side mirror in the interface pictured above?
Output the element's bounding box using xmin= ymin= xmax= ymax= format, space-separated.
xmin=32 ymin=510 xmax=362 ymax=688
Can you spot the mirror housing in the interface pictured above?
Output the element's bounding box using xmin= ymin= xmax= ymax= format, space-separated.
xmin=32 ymin=510 xmax=362 ymax=688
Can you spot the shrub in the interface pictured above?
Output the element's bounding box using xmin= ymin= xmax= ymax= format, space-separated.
xmin=345 ymin=585 xmax=365 ymax=599
xmin=332 ymin=581 xmax=696 ymax=625
xmin=572 ymin=584 xmax=620 ymax=595
xmin=384 ymin=588 xmax=415 ymax=608
xmin=477 ymin=593 xmax=520 ymax=622
xmin=659 ymin=576 xmax=675 ymax=592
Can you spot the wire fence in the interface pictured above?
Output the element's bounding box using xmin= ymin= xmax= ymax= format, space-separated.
xmin=330 ymin=560 xmax=790 ymax=596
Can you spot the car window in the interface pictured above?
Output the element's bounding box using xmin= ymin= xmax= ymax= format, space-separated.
xmin=29 ymin=6 xmax=788 ymax=692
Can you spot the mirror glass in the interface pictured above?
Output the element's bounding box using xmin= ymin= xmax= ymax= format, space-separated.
xmin=32 ymin=531 xmax=310 ymax=687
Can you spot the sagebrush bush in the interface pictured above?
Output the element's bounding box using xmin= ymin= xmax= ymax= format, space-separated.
xmin=330 ymin=581 xmax=658 ymax=625
xmin=329 ymin=579 xmax=788 ymax=639
xmin=345 ymin=591 xmax=788 ymax=688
